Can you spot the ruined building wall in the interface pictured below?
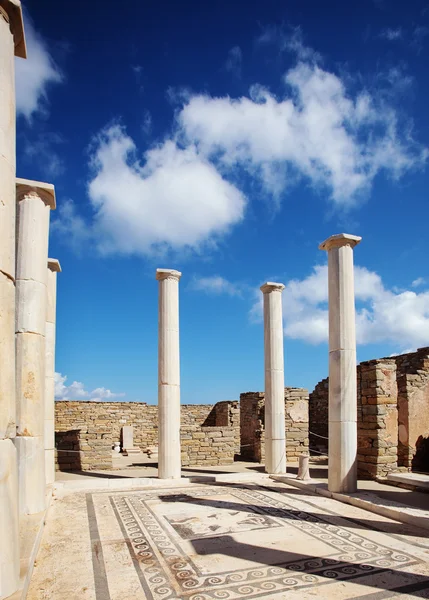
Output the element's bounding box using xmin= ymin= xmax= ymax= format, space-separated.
xmin=358 ymin=359 xmax=398 ymax=479
xmin=55 ymin=401 xmax=240 ymax=471
xmin=395 ymin=347 xmax=429 ymax=470
xmin=239 ymin=388 xmax=309 ymax=463
xmin=308 ymin=347 xmax=429 ymax=477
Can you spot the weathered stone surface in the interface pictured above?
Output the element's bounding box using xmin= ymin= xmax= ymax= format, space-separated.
xmin=55 ymin=401 xmax=240 ymax=471
xmin=0 ymin=439 xmax=19 ymax=598
xmin=0 ymin=273 xmax=16 ymax=439
xmin=16 ymin=331 xmax=45 ymax=437
xmin=309 ymin=349 xmax=429 ymax=480
xmin=14 ymin=435 xmax=46 ymax=514
xmin=240 ymin=388 xmax=309 ymax=464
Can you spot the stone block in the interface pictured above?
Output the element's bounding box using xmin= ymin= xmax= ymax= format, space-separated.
xmin=15 ymin=279 xmax=46 ymax=334
xmin=14 ymin=435 xmax=46 ymax=514
xmin=0 ymin=274 xmax=16 ymax=439
xmin=0 ymin=439 xmax=19 ymax=599
xmin=16 ymin=331 xmax=45 ymax=436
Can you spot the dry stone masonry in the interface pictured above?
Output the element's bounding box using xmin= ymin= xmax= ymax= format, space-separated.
xmin=240 ymin=388 xmax=310 ymax=464
xmin=54 ymin=401 xmax=240 ymax=471
xmin=309 ymin=347 xmax=429 ymax=478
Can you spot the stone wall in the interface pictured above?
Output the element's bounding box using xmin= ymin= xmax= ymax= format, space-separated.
xmin=181 ymin=427 xmax=235 ymax=467
xmin=55 ymin=401 xmax=240 ymax=471
xmin=240 ymin=392 xmax=265 ymax=461
xmin=358 ymin=359 xmax=398 ymax=479
xmin=308 ymin=377 xmax=329 ymax=453
xmin=395 ymin=347 xmax=429 ymax=470
xmin=55 ymin=429 xmax=112 ymax=471
xmin=239 ymin=388 xmax=309 ymax=463
xmin=308 ymin=347 xmax=429 ymax=478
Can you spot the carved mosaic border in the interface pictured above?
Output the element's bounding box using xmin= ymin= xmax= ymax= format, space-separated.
xmin=108 ymin=485 xmax=419 ymax=600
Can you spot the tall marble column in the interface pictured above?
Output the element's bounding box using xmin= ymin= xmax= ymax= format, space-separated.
xmin=156 ymin=269 xmax=182 ymax=479
xmin=15 ymin=179 xmax=55 ymax=515
xmin=319 ymin=233 xmax=361 ymax=493
xmin=261 ymin=282 xmax=286 ymax=474
xmin=0 ymin=2 xmax=26 ymax=597
xmin=45 ymin=259 xmax=61 ymax=485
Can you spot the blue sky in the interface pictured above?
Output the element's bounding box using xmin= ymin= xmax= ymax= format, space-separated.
xmin=16 ymin=0 xmax=429 ymax=404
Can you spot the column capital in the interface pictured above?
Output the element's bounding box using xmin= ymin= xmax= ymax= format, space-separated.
xmin=260 ymin=282 xmax=285 ymax=294
xmin=16 ymin=178 xmax=56 ymax=209
xmin=156 ymin=268 xmax=182 ymax=282
xmin=0 ymin=0 xmax=26 ymax=58
xmin=47 ymin=258 xmax=61 ymax=273
xmin=319 ymin=233 xmax=361 ymax=252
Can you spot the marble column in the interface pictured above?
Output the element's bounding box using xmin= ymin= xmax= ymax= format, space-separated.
xmin=261 ymin=282 xmax=286 ymax=474
xmin=0 ymin=2 xmax=26 ymax=597
xmin=156 ymin=269 xmax=182 ymax=479
xmin=15 ymin=179 xmax=55 ymax=515
xmin=319 ymin=233 xmax=361 ymax=493
xmin=45 ymin=259 xmax=61 ymax=485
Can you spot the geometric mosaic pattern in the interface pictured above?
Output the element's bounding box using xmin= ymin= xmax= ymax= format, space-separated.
xmin=94 ymin=485 xmax=426 ymax=600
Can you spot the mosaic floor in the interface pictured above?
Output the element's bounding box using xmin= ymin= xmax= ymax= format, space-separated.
xmin=28 ymin=482 xmax=429 ymax=599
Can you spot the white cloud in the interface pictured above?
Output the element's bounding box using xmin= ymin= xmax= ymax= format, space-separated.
xmin=412 ymin=277 xmax=426 ymax=288
xmin=54 ymin=372 xmax=125 ymax=402
xmin=55 ymin=32 xmax=427 ymax=256
xmin=380 ymin=28 xmax=403 ymax=41
xmin=189 ymin=275 xmax=242 ymax=296
xmin=51 ymin=199 xmax=93 ymax=254
xmin=86 ymin=125 xmax=245 ymax=255
xmin=257 ymin=25 xmax=322 ymax=63
xmin=15 ymin=15 xmax=62 ymax=120
xmin=225 ymin=46 xmax=242 ymax=77
xmin=250 ymin=264 xmax=429 ymax=348
xmin=179 ymin=61 xmax=427 ymax=205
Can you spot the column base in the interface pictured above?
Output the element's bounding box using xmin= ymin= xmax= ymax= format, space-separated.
xmin=14 ymin=435 xmax=46 ymax=514
xmin=0 ymin=439 xmax=20 ymax=598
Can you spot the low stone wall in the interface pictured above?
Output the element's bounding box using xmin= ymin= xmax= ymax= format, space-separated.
xmin=181 ymin=426 xmax=235 ymax=466
xmin=239 ymin=388 xmax=309 ymax=463
xmin=55 ymin=429 xmax=112 ymax=471
xmin=55 ymin=400 xmax=239 ymax=471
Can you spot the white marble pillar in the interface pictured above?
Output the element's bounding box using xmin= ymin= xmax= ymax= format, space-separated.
xmin=319 ymin=233 xmax=361 ymax=493
xmin=15 ymin=179 xmax=55 ymax=515
xmin=156 ymin=269 xmax=182 ymax=479
xmin=261 ymin=282 xmax=286 ymax=474
xmin=45 ymin=259 xmax=61 ymax=485
xmin=0 ymin=2 xmax=26 ymax=597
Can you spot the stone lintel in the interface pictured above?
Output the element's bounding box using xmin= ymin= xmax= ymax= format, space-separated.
xmin=0 ymin=0 xmax=26 ymax=58
xmin=16 ymin=178 xmax=56 ymax=209
xmin=156 ymin=268 xmax=182 ymax=282
xmin=319 ymin=233 xmax=362 ymax=252
xmin=260 ymin=282 xmax=285 ymax=294
xmin=47 ymin=258 xmax=62 ymax=273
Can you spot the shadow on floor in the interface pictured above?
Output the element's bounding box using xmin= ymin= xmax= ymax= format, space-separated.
xmin=190 ymin=534 xmax=429 ymax=597
xmin=158 ymin=486 xmax=429 ymax=539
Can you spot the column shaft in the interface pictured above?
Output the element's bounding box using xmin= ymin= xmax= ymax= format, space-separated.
xmin=15 ymin=180 xmax=55 ymax=515
xmin=0 ymin=3 xmax=26 ymax=597
xmin=45 ymin=259 xmax=61 ymax=485
xmin=320 ymin=233 xmax=361 ymax=493
xmin=156 ymin=269 xmax=181 ymax=479
xmin=261 ymin=283 xmax=286 ymax=474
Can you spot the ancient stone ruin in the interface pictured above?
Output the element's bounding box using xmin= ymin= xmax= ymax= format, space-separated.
xmin=310 ymin=346 xmax=429 ymax=478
